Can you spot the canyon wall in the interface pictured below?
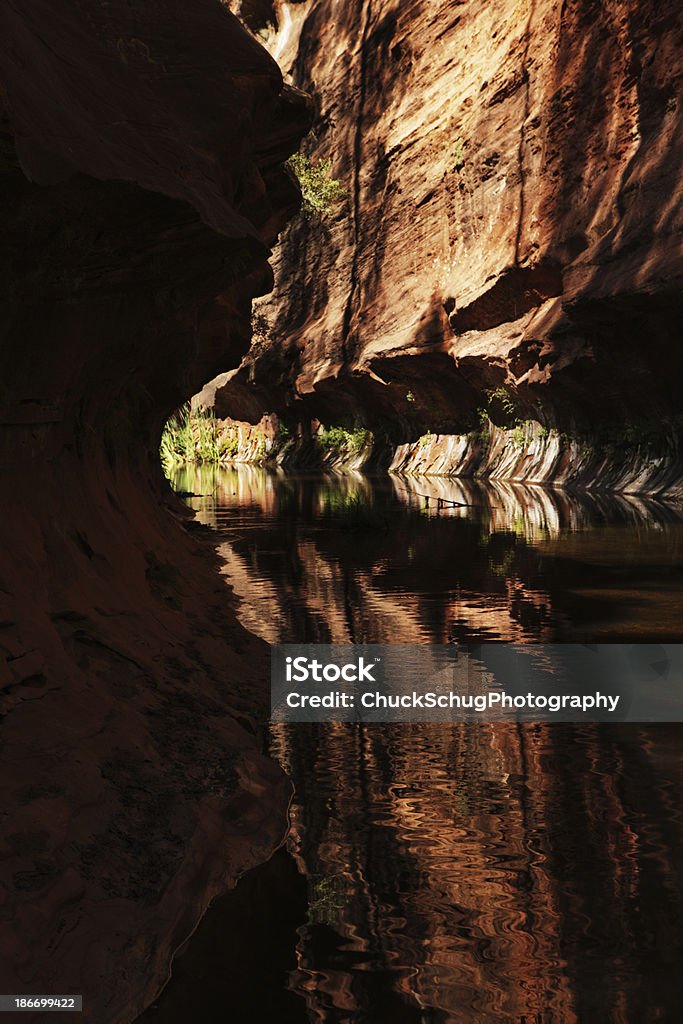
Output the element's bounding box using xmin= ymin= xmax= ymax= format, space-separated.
xmin=216 ymin=0 xmax=683 ymax=493
xmin=0 ymin=2 xmax=308 ymax=1020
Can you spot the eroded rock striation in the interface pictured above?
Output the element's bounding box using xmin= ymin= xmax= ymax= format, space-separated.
xmin=216 ymin=0 xmax=683 ymax=493
xmin=0 ymin=2 xmax=308 ymax=1020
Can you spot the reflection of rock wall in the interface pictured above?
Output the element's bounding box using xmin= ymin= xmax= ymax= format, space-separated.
xmin=270 ymin=719 xmax=683 ymax=1022
xmin=207 ymin=470 xmax=678 ymax=647
xmin=0 ymin=3 xmax=308 ymax=1018
xmin=216 ymin=0 xmax=683 ymax=490
xmin=186 ymin=467 xmax=683 ymax=1018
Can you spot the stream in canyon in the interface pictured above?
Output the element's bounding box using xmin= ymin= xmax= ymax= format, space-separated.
xmin=141 ymin=466 xmax=683 ymax=1023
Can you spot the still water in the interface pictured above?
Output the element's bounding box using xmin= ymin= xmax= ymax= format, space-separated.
xmin=144 ymin=466 xmax=683 ymax=1023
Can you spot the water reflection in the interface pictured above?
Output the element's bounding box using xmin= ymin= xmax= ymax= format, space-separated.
xmin=271 ymin=721 xmax=683 ymax=1023
xmin=170 ymin=465 xmax=683 ymax=644
xmin=164 ymin=466 xmax=683 ymax=1023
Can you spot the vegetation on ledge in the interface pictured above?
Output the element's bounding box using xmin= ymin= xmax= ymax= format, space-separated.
xmin=161 ymin=404 xmax=262 ymax=471
xmin=287 ymin=151 xmax=346 ymax=218
xmin=316 ymin=425 xmax=371 ymax=456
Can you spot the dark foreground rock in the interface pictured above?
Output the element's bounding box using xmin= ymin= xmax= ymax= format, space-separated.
xmin=0 ymin=2 xmax=309 ymax=1020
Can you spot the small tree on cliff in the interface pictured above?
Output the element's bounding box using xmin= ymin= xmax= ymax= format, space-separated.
xmin=287 ymin=152 xmax=346 ymax=218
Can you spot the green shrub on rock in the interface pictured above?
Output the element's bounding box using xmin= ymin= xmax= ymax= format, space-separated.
xmin=287 ymin=152 xmax=346 ymax=218
xmin=316 ymin=425 xmax=370 ymax=455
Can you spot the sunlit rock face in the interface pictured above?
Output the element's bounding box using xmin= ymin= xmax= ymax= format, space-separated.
xmin=216 ymin=0 xmax=683 ymax=483
xmin=0 ymin=2 xmax=309 ymax=1019
xmin=388 ymin=422 xmax=683 ymax=497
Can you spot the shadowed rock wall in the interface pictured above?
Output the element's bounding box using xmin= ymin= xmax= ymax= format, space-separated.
xmin=0 ymin=2 xmax=308 ymax=1020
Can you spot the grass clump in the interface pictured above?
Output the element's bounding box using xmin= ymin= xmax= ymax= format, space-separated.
xmin=317 ymin=425 xmax=370 ymax=455
xmin=160 ymin=404 xmax=238 ymax=470
xmin=287 ymin=152 xmax=346 ymax=218
xmin=510 ymin=423 xmax=528 ymax=449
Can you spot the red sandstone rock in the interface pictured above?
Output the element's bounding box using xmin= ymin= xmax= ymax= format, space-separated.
xmin=0 ymin=2 xmax=309 ymax=1020
xmin=217 ymin=0 xmax=683 ymax=451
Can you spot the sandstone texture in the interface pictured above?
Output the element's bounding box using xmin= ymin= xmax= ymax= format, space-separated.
xmin=216 ymin=0 xmax=683 ymax=491
xmin=0 ymin=2 xmax=308 ymax=1020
